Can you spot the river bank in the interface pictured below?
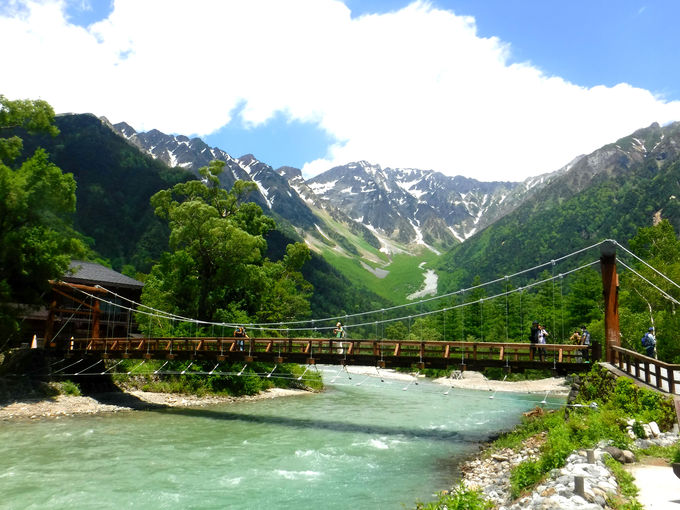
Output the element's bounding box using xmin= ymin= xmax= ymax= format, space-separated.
xmin=0 ymin=387 xmax=310 ymax=421
xmin=0 ymin=367 xmax=567 ymax=422
xmin=433 ymin=369 xmax=571 ymax=396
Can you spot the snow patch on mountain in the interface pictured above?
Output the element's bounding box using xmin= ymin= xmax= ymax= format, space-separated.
xmin=407 ymin=267 xmax=438 ymax=300
xmin=309 ymin=180 xmax=338 ymax=195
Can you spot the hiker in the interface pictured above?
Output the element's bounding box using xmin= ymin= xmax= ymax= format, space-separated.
xmin=642 ymin=327 xmax=656 ymax=359
xmin=234 ymin=325 xmax=248 ymax=351
xmin=580 ymin=325 xmax=591 ymax=362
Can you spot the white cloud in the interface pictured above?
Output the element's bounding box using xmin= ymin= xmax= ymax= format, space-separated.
xmin=2 ymin=0 xmax=680 ymax=181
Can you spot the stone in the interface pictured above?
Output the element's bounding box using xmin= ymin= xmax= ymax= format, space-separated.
xmin=649 ymin=421 xmax=661 ymax=437
xmin=642 ymin=423 xmax=653 ymax=438
xmin=622 ymin=450 xmax=636 ymax=463
xmin=603 ymin=446 xmax=625 ymax=463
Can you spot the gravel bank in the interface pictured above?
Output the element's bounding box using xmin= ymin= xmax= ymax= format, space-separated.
xmin=433 ymin=370 xmax=571 ymax=396
xmin=0 ymin=387 xmax=310 ymax=422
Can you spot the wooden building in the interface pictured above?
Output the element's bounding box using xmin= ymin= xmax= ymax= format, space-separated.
xmin=21 ymin=261 xmax=144 ymax=347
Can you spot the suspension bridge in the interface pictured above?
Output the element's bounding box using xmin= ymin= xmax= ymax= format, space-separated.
xmin=35 ymin=239 xmax=680 ymax=391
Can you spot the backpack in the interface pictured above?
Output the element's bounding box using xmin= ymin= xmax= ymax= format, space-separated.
xmin=641 ymin=333 xmax=649 ymax=347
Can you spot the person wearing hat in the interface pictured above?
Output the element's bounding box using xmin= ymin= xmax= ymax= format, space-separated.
xmin=333 ymin=321 xmax=346 ymax=354
xmin=642 ymin=327 xmax=656 ymax=358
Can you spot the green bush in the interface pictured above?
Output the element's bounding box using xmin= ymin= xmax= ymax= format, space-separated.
xmin=107 ymin=359 xmax=322 ymax=396
xmin=504 ymin=365 xmax=675 ymax=502
xmin=59 ymin=380 xmax=81 ymax=396
xmin=415 ymin=484 xmax=493 ymax=510
xmin=672 ymin=447 xmax=680 ymax=464
xmin=510 ymin=460 xmax=543 ymax=498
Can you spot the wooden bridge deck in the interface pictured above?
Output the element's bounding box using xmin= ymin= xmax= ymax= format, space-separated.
xmin=54 ymin=337 xmax=594 ymax=373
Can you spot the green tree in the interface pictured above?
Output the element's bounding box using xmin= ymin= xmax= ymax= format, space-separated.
xmin=619 ymin=220 xmax=680 ymax=361
xmin=0 ymin=95 xmax=85 ymax=344
xmin=142 ymin=161 xmax=312 ymax=330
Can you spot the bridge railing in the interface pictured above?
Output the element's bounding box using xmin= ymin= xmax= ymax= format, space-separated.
xmin=63 ymin=336 xmax=590 ymax=365
xmin=610 ymin=345 xmax=679 ymax=393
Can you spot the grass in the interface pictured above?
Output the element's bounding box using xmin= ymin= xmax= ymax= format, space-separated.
xmin=110 ymin=359 xmax=323 ymax=396
xmin=414 ymin=484 xmax=493 ymax=510
xmin=321 ymin=247 xmax=442 ymax=303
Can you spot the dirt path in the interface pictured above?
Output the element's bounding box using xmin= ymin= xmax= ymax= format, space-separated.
xmin=627 ymin=459 xmax=680 ymax=509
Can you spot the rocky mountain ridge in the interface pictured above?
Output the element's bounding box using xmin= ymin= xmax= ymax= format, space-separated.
xmin=108 ymin=121 xmax=560 ymax=255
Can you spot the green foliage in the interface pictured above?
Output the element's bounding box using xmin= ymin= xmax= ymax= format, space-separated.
xmin=415 ymin=484 xmax=493 ymax=510
xmin=57 ymin=380 xmax=82 ymax=396
xmin=483 ymin=368 xmax=552 ymax=381
xmin=0 ymin=96 xmax=87 ymax=344
xmin=509 ymin=460 xmax=543 ymax=498
xmin=502 ymin=364 xmax=675 ymax=499
xmin=12 ymin=113 xmax=190 ymax=272
xmin=111 ymin=359 xmax=321 ymax=396
xmin=575 ymin=365 xmax=676 ymax=429
xmin=142 ymin=163 xmax=312 ymax=326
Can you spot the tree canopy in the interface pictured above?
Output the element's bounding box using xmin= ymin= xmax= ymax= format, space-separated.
xmin=0 ymin=95 xmax=86 ymax=344
xmin=141 ymin=160 xmax=312 ymax=332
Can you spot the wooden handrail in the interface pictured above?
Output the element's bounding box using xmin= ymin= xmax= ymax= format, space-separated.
xmin=610 ymin=345 xmax=678 ymax=393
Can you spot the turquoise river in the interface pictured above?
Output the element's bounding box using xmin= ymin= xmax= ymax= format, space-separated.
xmin=0 ymin=369 xmax=561 ymax=509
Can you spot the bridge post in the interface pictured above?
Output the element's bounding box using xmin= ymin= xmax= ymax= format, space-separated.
xmin=600 ymin=241 xmax=620 ymax=363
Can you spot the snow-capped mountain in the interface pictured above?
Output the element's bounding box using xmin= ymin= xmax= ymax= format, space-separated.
xmin=108 ymin=121 xmax=554 ymax=257
xmin=305 ymin=161 xmax=535 ymax=247
xmin=111 ymin=122 xmax=319 ymax=229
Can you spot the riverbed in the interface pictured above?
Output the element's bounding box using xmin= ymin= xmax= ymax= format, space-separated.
xmin=0 ymin=370 xmax=563 ymax=509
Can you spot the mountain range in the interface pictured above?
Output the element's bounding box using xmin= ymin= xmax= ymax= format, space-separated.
xmin=108 ymin=120 xmax=567 ymax=259
xmin=16 ymin=112 xmax=680 ymax=306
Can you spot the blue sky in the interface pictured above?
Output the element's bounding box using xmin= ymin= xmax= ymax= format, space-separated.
xmin=3 ymin=0 xmax=680 ymax=181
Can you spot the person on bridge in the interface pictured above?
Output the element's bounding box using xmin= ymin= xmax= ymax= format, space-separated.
xmin=642 ymin=327 xmax=656 ymax=359
xmin=570 ymin=329 xmax=583 ymax=362
xmin=234 ymin=326 xmax=248 ymax=351
xmin=537 ymin=324 xmax=549 ymax=362
xmin=334 ymin=322 xmax=346 ymax=339
xmin=333 ymin=322 xmax=346 ymax=354
xmin=580 ymin=325 xmax=591 ymax=362
xmin=529 ymin=321 xmax=540 ymax=360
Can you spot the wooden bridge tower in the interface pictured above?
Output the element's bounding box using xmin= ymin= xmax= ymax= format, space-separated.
xmin=600 ymin=241 xmax=620 ymax=363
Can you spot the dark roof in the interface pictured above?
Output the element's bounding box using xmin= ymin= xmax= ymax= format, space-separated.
xmin=64 ymin=260 xmax=144 ymax=290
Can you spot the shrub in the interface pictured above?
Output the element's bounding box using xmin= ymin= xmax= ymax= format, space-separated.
xmin=59 ymin=380 xmax=81 ymax=396
xmin=510 ymin=460 xmax=543 ymax=498
xmin=415 ymin=484 xmax=493 ymax=510
xmin=672 ymin=447 xmax=680 ymax=464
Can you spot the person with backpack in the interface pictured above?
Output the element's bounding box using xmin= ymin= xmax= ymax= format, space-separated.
xmin=642 ymin=327 xmax=656 ymax=358
xmin=580 ymin=325 xmax=591 ymax=362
